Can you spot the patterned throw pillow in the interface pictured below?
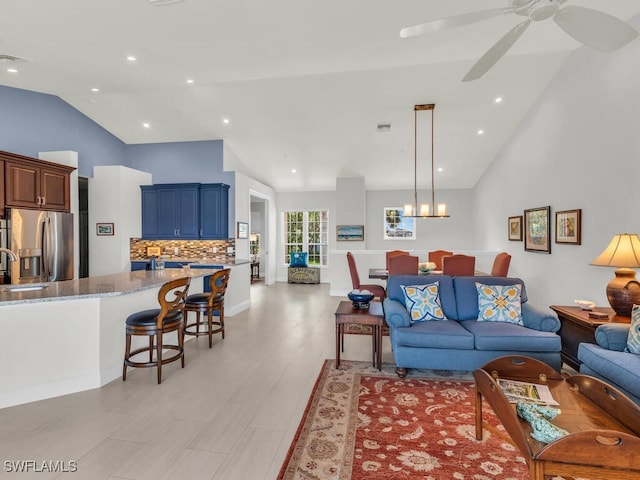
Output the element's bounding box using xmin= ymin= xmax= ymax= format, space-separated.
xmin=401 ymin=282 xmax=447 ymax=322
xmin=476 ymin=282 xmax=523 ymax=325
xmin=625 ymin=304 xmax=640 ymax=354
xmin=290 ymin=252 xmax=308 ymax=267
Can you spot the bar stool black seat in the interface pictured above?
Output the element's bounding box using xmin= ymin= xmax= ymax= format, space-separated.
xmin=184 ymin=268 xmax=231 ymax=348
xmin=123 ymin=277 xmax=191 ymax=384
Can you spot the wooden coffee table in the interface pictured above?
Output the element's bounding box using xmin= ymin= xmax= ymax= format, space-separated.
xmin=474 ymin=355 xmax=640 ymax=480
xmin=334 ymin=300 xmax=384 ymax=370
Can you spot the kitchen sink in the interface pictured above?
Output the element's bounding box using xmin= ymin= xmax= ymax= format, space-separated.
xmin=0 ymin=283 xmax=50 ymax=292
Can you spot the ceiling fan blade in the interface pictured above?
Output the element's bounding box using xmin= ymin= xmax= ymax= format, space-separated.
xmin=554 ymin=5 xmax=638 ymax=52
xmin=400 ymin=7 xmax=512 ymax=38
xmin=462 ymin=20 xmax=531 ymax=82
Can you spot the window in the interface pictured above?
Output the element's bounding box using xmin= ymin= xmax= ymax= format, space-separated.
xmin=283 ymin=210 xmax=328 ymax=266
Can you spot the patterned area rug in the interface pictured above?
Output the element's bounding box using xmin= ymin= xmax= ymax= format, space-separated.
xmin=278 ymin=360 xmax=531 ymax=480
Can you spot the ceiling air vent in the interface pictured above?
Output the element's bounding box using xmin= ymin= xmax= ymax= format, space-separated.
xmin=0 ymin=54 xmax=27 ymax=64
xmin=146 ymin=0 xmax=182 ymax=5
xmin=377 ymin=124 xmax=391 ymax=132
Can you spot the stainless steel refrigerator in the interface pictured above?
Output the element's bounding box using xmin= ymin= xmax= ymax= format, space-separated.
xmin=7 ymin=208 xmax=74 ymax=284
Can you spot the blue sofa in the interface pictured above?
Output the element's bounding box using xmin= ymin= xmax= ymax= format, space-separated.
xmin=383 ymin=275 xmax=562 ymax=377
xmin=578 ymin=324 xmax=640 ymax=405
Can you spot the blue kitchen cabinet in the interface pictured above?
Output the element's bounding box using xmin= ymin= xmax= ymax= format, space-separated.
xmin=141 ymin=184 xmax=200 ymax=239
xmin=131 ymin=261 xmax=148 ymax=271
xmin=199 ymin=183 xmax=229 ymax=240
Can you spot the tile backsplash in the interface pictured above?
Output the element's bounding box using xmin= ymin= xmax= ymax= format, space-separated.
xmin=130 ymin=238 xmax=235 ymax=261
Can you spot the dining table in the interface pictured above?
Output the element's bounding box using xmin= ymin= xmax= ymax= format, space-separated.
xmin=368 ymin=268 xmax=488 ymax=280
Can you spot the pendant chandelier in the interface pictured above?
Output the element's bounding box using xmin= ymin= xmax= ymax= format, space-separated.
xmin=403 ymin=103 xmax=449 ymax=218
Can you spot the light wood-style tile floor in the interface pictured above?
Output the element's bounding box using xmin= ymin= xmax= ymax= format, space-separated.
xmin=0 ymin=282 xmax=391 ymax=479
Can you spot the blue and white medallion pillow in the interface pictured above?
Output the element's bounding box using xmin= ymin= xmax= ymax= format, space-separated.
xmin=401 ymin=282 xmax=447 ymax=322
xmin=290 ymin=252 xmax=308 ymax=267
xmin=476 ymin=282 xmax=524 ymax=325
xmin=625 ymin=304 xmax=640 ymax=354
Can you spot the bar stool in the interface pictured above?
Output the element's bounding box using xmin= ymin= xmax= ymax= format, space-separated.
xmin=123 ymin=277 xmax=191 ymax=384
xmin=183 ymin=269 xmax=231 ymax=348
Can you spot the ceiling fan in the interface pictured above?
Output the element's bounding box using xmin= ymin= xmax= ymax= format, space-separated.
xmin=400 ymin=0 xmax=639 ymax=82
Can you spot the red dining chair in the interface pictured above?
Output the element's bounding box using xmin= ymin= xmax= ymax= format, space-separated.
xmin=388 ymin=254 xmax=419 ymax=276
xmin=428 ymin=250 xmax=453 ymax=271
xmin=491 ymin=252 xmax=512 ymax=277
xmin=442 ymin=254 xmax=476 ymax=276
xmin=386 ymin=250 xmax=409 ymax=270
xmin=346 ymin=252 xmax=386 ymax=301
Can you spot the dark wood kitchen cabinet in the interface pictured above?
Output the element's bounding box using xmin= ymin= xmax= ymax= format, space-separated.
xmin=141 ymin=183 xmax=229 ymax=240
xmin=1 ymin=151 xmax=74 ymax=212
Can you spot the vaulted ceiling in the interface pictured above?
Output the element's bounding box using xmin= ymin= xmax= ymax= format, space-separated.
xmin=1 ymin=0 xmax=638 ymax=191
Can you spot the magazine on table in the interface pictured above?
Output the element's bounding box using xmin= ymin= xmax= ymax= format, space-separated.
xmin=498 ymin=379 xmax=560 ymax=406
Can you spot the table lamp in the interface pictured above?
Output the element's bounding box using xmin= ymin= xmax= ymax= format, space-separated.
xmin=591 ymin=233 xmax=640 ymax=316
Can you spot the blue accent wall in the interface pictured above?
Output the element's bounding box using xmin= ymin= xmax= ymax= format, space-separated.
xmin=0 ymin=85 xmax=127 ymax=176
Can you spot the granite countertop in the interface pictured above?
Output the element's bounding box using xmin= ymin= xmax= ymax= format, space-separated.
xmin=0 ymin=268 xmax=219 ymax=306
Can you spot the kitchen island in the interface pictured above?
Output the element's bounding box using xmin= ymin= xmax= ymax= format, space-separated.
xmin=0 ymin=268 xmax=218 ymax=408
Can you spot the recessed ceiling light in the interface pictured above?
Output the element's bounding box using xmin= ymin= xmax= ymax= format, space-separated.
xmin=477 ymin=129 xmax=484 ymax=135
xmin=494 ymin=96 xmax=503 ymax=103
xmin=142 ymin=122 xmax=150 ymax=129
xmin=291 ymin=169 xmax=297 ymax=174
xmin=437 ymin=167 xmax=443 ymax=172
xmin=7 ymin=68 xmax=18 ymax=73
xmin=222 ymin=118 xmax=230 ymax=124
xmin=91 ymin=87 xmax=100 ymax=92
xmin=126 ymin=55 xmax=137 ymax=62
xmin=186 ymin=79 xmax=195 ymax=84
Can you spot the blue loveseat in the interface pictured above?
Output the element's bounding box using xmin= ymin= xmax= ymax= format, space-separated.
xmin=578 ymin=324 xmax=640 ymax=405
xmin=383 ymin=275 xmax=562 ymax=377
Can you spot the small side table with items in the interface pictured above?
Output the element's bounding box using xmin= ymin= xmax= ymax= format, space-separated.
xmin=334 ymin=300 xmax=384 ymax=370
xmin=549 ymin=305 xmax=631 ymax=371
xmin=250 ymin=261 xmax=260 ymax=282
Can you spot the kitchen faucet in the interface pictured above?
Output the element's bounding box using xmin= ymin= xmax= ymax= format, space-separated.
xmin=0 ymin=248 xmax=18 ymax=261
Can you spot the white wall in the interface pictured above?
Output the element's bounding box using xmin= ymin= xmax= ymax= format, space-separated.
xmin=89 ymin=166 xmax=152 ymax=275
xmin=474 ymin=14 xmax=640 ymax=309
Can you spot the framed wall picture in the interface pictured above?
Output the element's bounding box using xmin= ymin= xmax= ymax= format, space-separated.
xmin=383 ymin=207 xmax=416 ymax=240
xmin=96 ymin=222 xmax=114 ymax=236
xmin=508 ymin=216 xmax=523 ymax=241
xmin=336 ymin=225 xmax=365 ymax=241
xmin=555 ymin=209 xmax=581 ymax=245
xmin=237 ymin=221 xmax=249 ymax=239
xmin=524 ymin=206 xmax=551 ymax=253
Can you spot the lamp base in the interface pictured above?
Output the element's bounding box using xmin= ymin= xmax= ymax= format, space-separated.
xmin=606 ymin=268 xmax=640 ymax=317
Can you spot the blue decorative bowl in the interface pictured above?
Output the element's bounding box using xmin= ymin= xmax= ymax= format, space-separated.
xmin=348 ymin=292 xmax=375 ymax=309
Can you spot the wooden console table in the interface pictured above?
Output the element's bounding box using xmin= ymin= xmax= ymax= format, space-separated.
xmin=474 ymin=355 xmax=640 ymax=480
xmin=549 ymin=305 xmax=631 ymax=371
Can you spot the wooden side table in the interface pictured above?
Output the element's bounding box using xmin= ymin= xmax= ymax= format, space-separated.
xmin=334 ymin=301 xmax=384 ymax=370
xmin=550 ymin=305 xmax=631 ymax=371
xmin=250 ymin=262 xmax=260 ymax=282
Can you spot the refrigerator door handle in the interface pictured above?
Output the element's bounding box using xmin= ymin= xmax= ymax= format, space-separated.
xmin=42 ymin=217 xmax=54 ymax=280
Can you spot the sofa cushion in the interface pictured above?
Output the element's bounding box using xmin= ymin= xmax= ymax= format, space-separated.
xmin=401 ymin=282 xmax=447 ymax=322
xmin=476 ymin=282 xmax=523 ymax=325
xmin=387 ymin=275 xmax=458 ymax=320
xmin=462 ymin=320 xmax=561 ymax=352
xmin=453 ymin=276 xmax=527 ymax=321
xmin=625 ymin=304 xmax=640 ymax=353
xmin=578 ymin=343 xmax=640 ymax=400
xmin=393 ymin=320 xmax=474 ymax=350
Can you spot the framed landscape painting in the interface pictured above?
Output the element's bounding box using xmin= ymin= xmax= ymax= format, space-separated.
xmin=555 ymin=209 xmax=581 ymax=245
xmin=524 ymin=206 xmax=551 ymax=253
xmin=383 ymin=207 xmax=416 ymax=240
xmin=336 ymin=225 xmax=364 ymax=241
xmin=508 ymin=216 xmax=523 ymax=241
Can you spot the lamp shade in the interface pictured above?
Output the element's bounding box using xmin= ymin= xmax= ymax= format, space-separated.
xmin=591 ymin=234 xmax=640 ymax=267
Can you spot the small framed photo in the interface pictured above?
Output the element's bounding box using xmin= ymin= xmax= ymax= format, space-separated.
xmin=508 ymin=216 xmax=523 ymax=241
xmin=337 ymin=225 xmax=365 ymax=241
xmin=146 ymin=246 xmax=162 ymax=257
xmin=524 ymin=206 xmax=551 ymax=254
xmin=555 ymin=209 xmax=581 ymax=245
xmin=237 ymin=221 xmax=249 ymax=239
xmin=96 ymin=222 xmax=114 ymax=236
